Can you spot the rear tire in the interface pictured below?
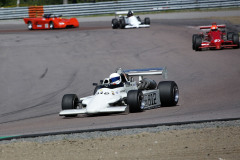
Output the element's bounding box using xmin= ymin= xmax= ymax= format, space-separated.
xmin=28 ymin=21 xmax=33 ymax=30
xmin=62 ymin=94 xmax=78 ymax=117
xmin=227 ymin=32 xmax=234 ymax=40
xmin=232 ymin=34 xmax=239 ymax=49
xmin=49 ymin=21 xmax=54 ymax=29
xmin=127 ymin=90 xmax=143 ymax=113
xmin=158 ymin=81 xmax=179 ymax=107
xmin=112 ymin=18 xmax=119 ymax=29
xmin=119 ymin=18 xmax=126 ymax=29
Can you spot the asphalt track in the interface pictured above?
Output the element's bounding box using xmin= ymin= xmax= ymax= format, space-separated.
xmin=0 ymin=11 xmax=240 ymax=137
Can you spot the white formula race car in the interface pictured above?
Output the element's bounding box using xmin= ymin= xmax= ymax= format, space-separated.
xmin=111 ymin=10 xmax=150 ymax=29
xmin=59 ymin=67 xmax=179 ymax=117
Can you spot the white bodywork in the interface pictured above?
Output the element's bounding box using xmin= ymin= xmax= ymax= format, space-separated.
xmin=115 ymin=11 xmax=150 ymax=29
xmin=59 ymin=67 xmax=166 ymax=116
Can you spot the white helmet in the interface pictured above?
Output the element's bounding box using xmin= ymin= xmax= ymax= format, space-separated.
xmin=109 ymin=73 xmax=121 ymax=85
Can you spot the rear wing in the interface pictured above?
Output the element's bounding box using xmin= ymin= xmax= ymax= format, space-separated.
xmin=200 ymin=24 xmax=226 ymax=30
xmin=115 ymin=11 xmax=128 ymax=15
xmin=124 ymin=67 xmax=168 ymax=81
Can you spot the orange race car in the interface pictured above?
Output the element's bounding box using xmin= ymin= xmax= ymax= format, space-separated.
xmin=23 ymin=14 xmax=79 ymax=30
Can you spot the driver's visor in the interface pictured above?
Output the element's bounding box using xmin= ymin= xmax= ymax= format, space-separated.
xmin=110 ymin=77 xmax=120 ymax=83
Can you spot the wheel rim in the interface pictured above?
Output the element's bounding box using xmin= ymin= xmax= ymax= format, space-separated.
xmin=28 ymin=22 xmax=32 ymax=29
xmin=173 ymin=86 xmax=179 ymax=103
xmin=72 ymin=97 xmax=78 ymax=109
xmin=50 ymin=22 xmax=53 ymax=29
xmin=138 ymin=92 xmax=144 ymax=110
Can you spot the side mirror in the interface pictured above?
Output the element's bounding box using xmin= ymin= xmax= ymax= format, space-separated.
xmin=100 ymin=80 xmax=103 ymax=84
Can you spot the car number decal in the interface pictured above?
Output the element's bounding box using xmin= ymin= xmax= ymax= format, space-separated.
xmin=146 ymin=93 xmax=157 ymax=106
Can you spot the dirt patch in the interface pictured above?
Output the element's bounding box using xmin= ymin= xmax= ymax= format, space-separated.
xmin=1 ymin=126 xmax=240 ymax=160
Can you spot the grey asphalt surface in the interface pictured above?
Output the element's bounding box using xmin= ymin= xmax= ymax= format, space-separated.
xmin=0 ymin=10 xmax=240 ymax=137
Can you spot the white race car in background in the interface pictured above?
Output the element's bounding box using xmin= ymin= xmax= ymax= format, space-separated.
xmin=111 ymin=10 xmax=150 ymax=29
xmin=59 ymin=67 xmax=179 ymax=117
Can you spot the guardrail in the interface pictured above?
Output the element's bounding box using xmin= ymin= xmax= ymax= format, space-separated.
xmin=0 ymin=0 xmax=240 ymax=20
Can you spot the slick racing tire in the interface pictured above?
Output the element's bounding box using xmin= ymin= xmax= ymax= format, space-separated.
xmin=192 ymin=34 xmax=199 ymax=50
xmin=195 ymin=37 xmax=202 ymax=51
xmin=232 ymin=34 xmax=239 ymax=49
xmin=158 ymin=81 xmax=179 ymax=107
xmin=144 ymin=17 xmax=150 ymax=25
xmin=28 ymin=21 xmax=33 ymax=30
xmin=227 ymin=32 xmax=234 ymax=40
xmin=49 ymin=21 xmax=54 ymax=29
xmin=62 ymin=94 xmax=79 ymax=117
xmin=127 ymin=90 xmax=144 ymax=113
xmin=112 ymin=18 xmax=119 ymax=29
xmin=119 ymin=18 xmax=126 ymax=29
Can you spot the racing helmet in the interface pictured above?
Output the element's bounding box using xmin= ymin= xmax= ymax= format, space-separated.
xmin=127 ymin=10 xmax=133 ymax=17
xmin=109 ymin=73 xmax=122 ymax=85
xmin=211 ymin=24 xmax=218 ymax=31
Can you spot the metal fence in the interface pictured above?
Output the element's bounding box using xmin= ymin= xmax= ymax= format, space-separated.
xmin=0 ymin=0 xmax=240 ymax=20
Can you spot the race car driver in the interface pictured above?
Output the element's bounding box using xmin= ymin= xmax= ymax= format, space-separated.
xmin=127 ymin=10 xmax=141 ymax=28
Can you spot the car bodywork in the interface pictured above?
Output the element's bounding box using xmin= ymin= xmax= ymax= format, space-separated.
xmin=192 ymin=23 xmax=239 ymax=51
xmin=111 ymin=11 xmax=150 ymax=29
xmin=59 ymin=67 xmax=179 ymax=117
xmin=23 ymin=14 xmax=79 ymax=30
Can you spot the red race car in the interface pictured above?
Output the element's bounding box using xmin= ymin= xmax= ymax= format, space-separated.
xmin=23 ymin=14 xmax=79 ymax=30
xmin=192 ymin=23 xmax=239 ymax=51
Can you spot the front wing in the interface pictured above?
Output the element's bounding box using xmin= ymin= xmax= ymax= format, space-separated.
xmin=59 ymin=106 xmax=127 ymax=116
xmin=124 ymin=24 xmax=150 ymax=29
xmin=200 ymin=41 xmax=238 ymax=49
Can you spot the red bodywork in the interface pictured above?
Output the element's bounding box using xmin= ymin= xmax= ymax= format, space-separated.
xmin=23 ymin=14 xmax=79 ymax=30
xmin=198 ymin=24 xmax=238 ymax=50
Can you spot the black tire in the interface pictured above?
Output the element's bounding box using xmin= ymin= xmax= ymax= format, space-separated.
xmin=127 ymin=90 xmax=143 ymax=113
xmin=144 ymin=17 xmax=150 ymax=25
xmin=195 ymin=36 xmax=202 ymax=51
xmin=119 ymin=18 xmax=126 ymax=29
xmin=62 ymin=94 xmax=78 ymax=117
xmin=112 ymin=18 xmax=119 ymax=29
xmin=227 ymin=32 xmax=234 ymax=40
xmin=232 ymin=34 xmax=239 ymax=49
xmin=192 ymin=34 xmax=199 ymax=50
xmin=158 ymin=81 xmax=179 ymax=107
xmin=49 ymin=21 xmax=54 ymax=29
xmin=27 ymin=21 xmax=33 ymax=30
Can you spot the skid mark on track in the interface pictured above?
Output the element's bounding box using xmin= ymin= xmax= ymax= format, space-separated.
xmin=0 ymin=70 xmax=78 ymax=123
xmin=39 ymin=68 xmax=48 ymax=79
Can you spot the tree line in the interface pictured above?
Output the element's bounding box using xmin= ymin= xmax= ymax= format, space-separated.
xmin=0 ymin=0 xmax=117 ymax=7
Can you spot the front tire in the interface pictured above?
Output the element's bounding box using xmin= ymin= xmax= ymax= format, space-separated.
xmin=144 ymin=17 xmax=150 ymax=25
xmin=62 ymin=94 xmax=79 ymax=117
xmin=158 ymin=81 xmax=179 ymax=107
xmin=192 ymin=34 xmax=199 ymax=50
xmin=195 ymin=37 xmax=202 ymax=51
xmin=127 ymin=90 xmax=143 ymax=113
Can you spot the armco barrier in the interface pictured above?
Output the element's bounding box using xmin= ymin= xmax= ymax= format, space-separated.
xmin=0 ymin=0 xmax=239 ymax=20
